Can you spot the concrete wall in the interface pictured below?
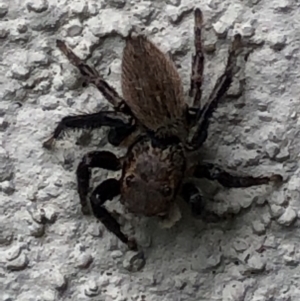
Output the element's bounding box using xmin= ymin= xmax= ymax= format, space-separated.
xmin=1 ymin=0 xmax=299 ymax=300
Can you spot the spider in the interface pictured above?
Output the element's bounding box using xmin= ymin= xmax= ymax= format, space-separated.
xmin=43 ymin=8 xmax=282 ymax=251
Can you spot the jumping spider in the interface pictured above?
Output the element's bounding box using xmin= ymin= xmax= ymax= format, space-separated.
xmin=43 ymin=8 xmax=282 ymax=251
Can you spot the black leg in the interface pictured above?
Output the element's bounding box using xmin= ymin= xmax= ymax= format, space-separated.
xmin=89 ymin=179 xmax=137 ymax=251
xmin=56 ymin=40 xmax=127 ymax=109
xmin=181 ymin=182 xmax=204 ymax=215
xmin=193 ymin=163 xmax=283 ymax=188
xmin=43 ymin=111 xmax=132 ymax=149
xmin=186 ymin=107 xmax=202 ymax=127
xmin=76 ymin=150 xmax=121 ymax=215
xmin=189 ymin=8 xmax=204 ymax=108
xmin=190 ymin=34 xmax=243 ymax=149
xmin=107 ymin=124 xmax=136 ymax=147
xmin=181 ymin=182 xmax=220 ymax=222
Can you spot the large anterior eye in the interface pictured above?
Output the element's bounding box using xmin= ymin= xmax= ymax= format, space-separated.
xmin=161 ymin=185 xmax=172 ymax=197
xmin=125 ymin=175 xmax=135 ymax=187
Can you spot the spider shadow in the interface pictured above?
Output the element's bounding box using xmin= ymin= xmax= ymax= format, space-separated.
xmin=131 ymin=174 xmax=282 ymax=271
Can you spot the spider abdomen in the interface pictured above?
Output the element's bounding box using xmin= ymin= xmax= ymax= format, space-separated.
xmin=121 ymin=35 xmax=188 ymax=136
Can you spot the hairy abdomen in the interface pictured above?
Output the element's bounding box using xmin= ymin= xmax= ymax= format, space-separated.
xmin=121 ymin=35 xmax=188 ymax=138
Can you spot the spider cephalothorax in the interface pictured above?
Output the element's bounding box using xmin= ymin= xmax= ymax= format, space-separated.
xmin=43 ymin=8 xmax=282 ymax=251
xmin=120 ymin=136 xmax=186 ymax=217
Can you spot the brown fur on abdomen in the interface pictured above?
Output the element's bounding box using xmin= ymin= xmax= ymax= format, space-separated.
xmin=121 ymin=35 xmax=188 ymax=139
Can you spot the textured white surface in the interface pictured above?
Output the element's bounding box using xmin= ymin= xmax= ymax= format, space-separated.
xmin=1 ymin=0 xmax=300 ymax=300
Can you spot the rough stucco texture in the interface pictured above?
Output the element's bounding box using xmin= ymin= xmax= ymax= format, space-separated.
xmin=1 ymin=0 xmax=300 ymax=300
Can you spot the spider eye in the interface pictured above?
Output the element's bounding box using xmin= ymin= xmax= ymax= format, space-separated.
xmin=161 ymin=185 xmax=172 ymax=197
xmin=125 ymin=175 xmax=135 ymax=186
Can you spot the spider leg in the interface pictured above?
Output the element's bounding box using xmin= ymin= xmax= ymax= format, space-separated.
xmin=43 ymin=111 xmax=133 ymax=149
xmin=181 ymin=182 xmax=220 ymax=222
xmin=76 ymin=150 xmax=121 ymax=214
xmin=190 ymin=34 xmax=243 ymax=149
xmin=193 ymin=163 xmax=283 ymax=188
xmin=89 ymin=178 xmax=137 ymax=251
xmin=44 ymin=40 xmax=138 ymax=148
xmin=181 ymin=182 xmax=204 ymax=215
xmin=56 ymin=40 xmax=127 ymax=109
xmin=189 ymin=8 xmax=204 ymax=109
xmin=107 ymin=126 xmax=137 ymax=147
